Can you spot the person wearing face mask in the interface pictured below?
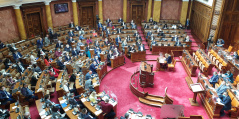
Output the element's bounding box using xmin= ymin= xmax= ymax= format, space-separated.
xmin=72 ymin=47 xmax=78 ymax=57
xmin=219 ymin=92 xmax=231 ymax=116
xmin=57 ymin=57 xmax=65 ymax=70
xmin=216 ymin=81 xmax=230 ymax=96
xmin=223 ymin=71 xmax=234 ymax=83
xmin=209 ymin=72 xmax=219 ymax=87
xmin=64 ymin=44 xmax=72 ymax=52
xmin=90 ymin=61 xmax=98 ymax=74
xmin=55 ymin=48 xmax=62 ymax=58
xmin=49 ymin=66 xmax=60 ymax=78
xmin=0 ymin=86 xmax=15 ymax=105
xmin=64 ymin=52 xmax=71 ymax=62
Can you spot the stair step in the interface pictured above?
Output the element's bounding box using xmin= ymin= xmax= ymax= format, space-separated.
xmin=145 ymin=95 xmax=164 ymax=103
xmin=139 ymin=97 xmax=163 ymax=107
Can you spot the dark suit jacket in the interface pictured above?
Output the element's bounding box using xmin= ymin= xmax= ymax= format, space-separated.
xmin=31 ymin=76 xmax=38 ymax=86
xmin=138 ymin=45 xmax=145 ymax=51
xmin=118 ymin=19 xmax=123 ymax=23
xmin=69 ymin=74 xmax=76 ymax=82
xmin=90 ymin=64 xmax=97 ymax=74
xmin=21 ymin=87 xmax=33 ymax=98
xmin=13 ymin=53 xmax=21 ymax=61
xmin=17 ymin=63 xmax=25 ymax=73
xmin=69 ymin=23 xmax=75 ymax=28
xmin=68 ymin=32 xmax=75 ymax=37
xmin=64 ymin=56 xmax=71 ymax=62
xmin=75 ymin=26 xmax=81 ymax=31
xmin=55 ymin=43 xmax=63 ymax=49
xmin=68 ymin=38 xmax=75 ymax=45
xmin=219 ymin=95 xmax=231 ymax=110
xmin=37 ymin=40 xmax=44 ymax=49
xmin=72 ymin=50 xmax=78 ymax=56
xmin=57 ymin=60 xmax=65 ymax=70
xmin=64 ymin=47 xmax=72 ymax=52
xmin=166 ymin=56 xmax=172 ymax=64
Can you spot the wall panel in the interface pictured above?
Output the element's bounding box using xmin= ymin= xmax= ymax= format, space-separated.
xmin=190 ymin=1 xmax=212 ymax=43
xmin=160 ymin=0 xmax=182 ymax=20
xmin=50 ymin=0 xmax=73 ymax=27
xmin=0 ymin=7 xmax=19 ymax=42
xmin=103 ymin=0 xmax=123 ymax=20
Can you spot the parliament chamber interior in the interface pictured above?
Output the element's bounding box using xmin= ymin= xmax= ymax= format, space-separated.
xmin=0 ymin=0 xmax=239 ymax=119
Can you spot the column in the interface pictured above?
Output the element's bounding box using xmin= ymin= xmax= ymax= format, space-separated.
xmin=72 ymin=0 xmax=79 ymax=26
xmin=98 ymin=0 xmax=103 ymax=23
xmin=123 ymin=0 xmax=127 ymax=22
xmin=180 ymin=0 xmax=189 ymax=25
xmin=14 ymin=5 xmax=27 ymax=40
xmin=153 ymin=0 xmax=161 ymax=22
xmin=147 ymin=0 xmax=152 ymax=21
xmin=45 ymin=1 xmax=53 ymax=29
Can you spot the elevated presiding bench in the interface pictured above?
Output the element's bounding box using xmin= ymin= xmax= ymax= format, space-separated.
xmin=181 ymin=50 xmax=198 ymax=77
xmin=152 ymin=45 xmax=190 ymax=55
xmin=193 ymin=49 xmax=214 ymax=76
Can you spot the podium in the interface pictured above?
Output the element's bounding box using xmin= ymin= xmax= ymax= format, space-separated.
xmin=140 ymin=62 xmax=154 ymax=87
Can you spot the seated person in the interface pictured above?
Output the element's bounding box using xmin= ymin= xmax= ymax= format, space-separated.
xmin=118 ymin=18 xmax=123 ymax=23
xmin=76 ymin=40 xmax=84 ymax=52
xmin=68 ymin=30 xmax=75 ymax=37
xmin=13 ymin=51 xmax=22 ymax=61
xmin=233 ymin=51 xmax=239 ymax=59
xmin=144 ymin=24 xmax=149 ymax=29
xmin=68 ymin=37 xmax=75 ymax=45
xmin=56 ymin=57 xmax=65 ymax=70
xmin=74 ymin=60 xmax=83 ymax=72
xmin=6 ymin=75 xmax=16 ymax=89
xmin=107 ymin=50 xmax=113 ymax=66
xmin=92 ymin=30 xmax=98 ymax=37
xmin=90 ymin=61 xmax=98 ymax=74
xmin=120 ymin=113 xmax=129 ymax=119
xmin=32 ymin=64 xmax=42 ymax=74
xmin=55 ymin=40 xmax=63 ymax=49
xmin=80 ymin=108 xmax=94 ymax=119
xmin=219 ymin=92 xmax=231 ymax=116
xmin=150 ymin=34 xmax=155 ymax=41
xmin=49 ymin=66 xmax=60 ymax=78
xmin=3 ymin=58 xmax=12 ymax=70
xmin=216 ymin=81 xmax=230 ymax=96
xmin=44 ymin=35 xmax=50 ymax=47
xmin=37 ymin=38 xmax=44 ymax=49
xmin=54 ymin=48 xmax=62 ymax=58
xmin=86 ymin=38 xmax=93 ymax=45
xmin=79 ymin=34 xmax=85 ymax=40
xmin=63 ymin=82 xmax=77 ymax=95
xmin=75 ymin=25 xmax=81 ymax=31
xmin=64 ymin=52 xmax=71 ymax=62
xmin=89 ymin=91 xmax=98 ymax=103
xmin=0 ymin=107 xmax=10 ymax=118
xmin=100 ymin=97 xmax=115 ymax=119
xmin=128 ymin=45 xmax=136 ymax=57
xmin=85 ymin=71 xmax=93 ymax=80
xmin=185 ymin=35 xmax=190 ymax=42
xmin=69 ymin=71 xmax=77 ymax=82
xmin=94 ymin=56 xmax=101 ymax=65
xmin=0 ymin=41 xmax=5 ymax=49
xmin=149 ymin=17 xmax=153 ymax=22
xmin=16 ymin=61 xmax=26 ymax=74
xmin=72 ymin=47 xmax=78 ymax=57
xmin=44 ymin=94 xmax=63 ymax=111
xmin=94 ymin=47 xmax=102 ymax=59
xmin=217 ymin=39 xmax=225 ymax=47
xmin=0 ymin=86 xmax=15 ymax=105
xmin=106 ymin=18 xmax=111 ymax=23
xmin=64 ymin=44 xmax=72 ymax=52
xmin=138 ymin=44 xmax=145 ymax=52
xmin=223 ymin=71 xmax=233 ymax=83
xmin=85 ymin=78 xmax=95 ymax=92
xmin=165 ymin=53 xmax=172 ymax=64
xmin=163 ymin=24 xmax=168 ymax=29
xmin=68 ymin=93 xmax=83 ymax=107
xmin=69 ymin=22 xmax=75 ymax=28
xmin=30 ymin=72 xmax=39 ymax=86
xmin=21 ymin=83 xmax=38 ymax=101
xmin=117 ymin=28 xmax=121 ymax=34
xmin=209 ymin=72 xmax=219 ymax=87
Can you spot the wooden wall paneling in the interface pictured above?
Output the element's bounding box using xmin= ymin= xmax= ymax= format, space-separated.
xmin=218 ymin=0 xmax=239 ymax=49
xmin=190 ymin=1 xmax=212 ymax=43
xmin=78 ymin=0 xmax=96 ymax=28
xmin=129 ymin=0 xmax=146 ymax=24
xmin=21 ymin=4 xmax=45 ymax=39
xmin=160 ymin=0 xmax=182 ymax=20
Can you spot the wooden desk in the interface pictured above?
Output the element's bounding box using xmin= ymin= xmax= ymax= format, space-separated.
xmin=152 ymin=45 xmax=190 ymax=55
xmin=56 ymin=72 xmax=65 ymax=97
xmin=35 ymin=99 xmax=52 ymax=119
xmin=181 ymin=50 xmax=198 ymax=77
xmin=131 ymin=51 xmax=146 ymax=62
xmin=58 ymin=97 xmax=78 ymax=119
xmin=110 ymin=55 xmax=125 ymax=68
xmin=197 ymin=75 xmax=224 ymax=118
xmin=140 ymin=62 xmax=154 ymax=87
xmin=80 ymin=92 xmax=117 ymax=119
xmin=96 ymin=63 xmax=107 ymax=80
xmin=75 ymin=77 xmax=100 ymax=95
xmin=10 ymin=103 xmax=21 ymax=119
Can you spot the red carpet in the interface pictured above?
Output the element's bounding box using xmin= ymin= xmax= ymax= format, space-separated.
xmin=25 ymin=27 xmax=230 ymax=119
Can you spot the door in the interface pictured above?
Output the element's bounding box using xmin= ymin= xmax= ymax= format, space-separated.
xmin=132 ymin=5 xmax=144 ymax=25
xmin=81 ymin=6 xmax=94 ymax=28
xmin=26 ymin=12 xmax=43 ymax=38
